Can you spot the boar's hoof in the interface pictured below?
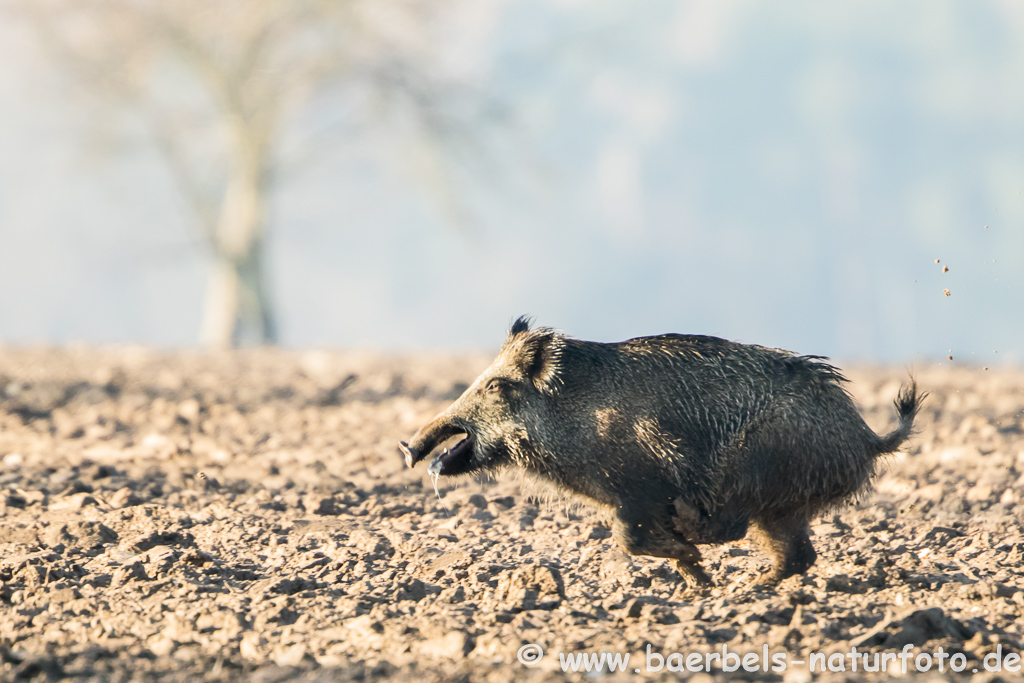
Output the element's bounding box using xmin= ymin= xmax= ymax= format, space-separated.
xmin=427 ymin=436 xmax=475 ymax=476
xmin=398 ymin=441 xmax=422 ymax=468
xmin=750 ymin=570 xmax=786 ymax=590
xmin=755 ymin=567 xmax=804 ymax=588
xmin=673 ymin=559 xmax=713 ymax=589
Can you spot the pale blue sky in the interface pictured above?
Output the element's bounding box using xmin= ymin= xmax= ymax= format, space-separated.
xmin=0 ymin=1 xmax=1021 ymax=363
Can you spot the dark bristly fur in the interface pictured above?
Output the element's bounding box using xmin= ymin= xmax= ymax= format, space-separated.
xmin=399 ymin=316 xmax=925 ymax=588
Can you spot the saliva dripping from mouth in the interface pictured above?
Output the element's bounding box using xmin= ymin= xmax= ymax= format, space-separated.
xmin=431 ymin=447 xmax=451 ymax=518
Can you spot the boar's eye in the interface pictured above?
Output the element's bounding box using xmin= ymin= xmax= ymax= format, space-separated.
xmin=485 ymin=378 xmax=510 ymax=394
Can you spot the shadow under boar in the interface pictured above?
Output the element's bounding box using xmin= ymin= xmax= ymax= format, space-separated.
xmin=399 ymin=317 xmax=923 ymax=587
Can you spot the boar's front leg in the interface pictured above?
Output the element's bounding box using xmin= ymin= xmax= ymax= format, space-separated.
xmin=673 ymin=558 xmax=713 ymax=588
xmin=611 ymin=505 xmax=713 ymax=588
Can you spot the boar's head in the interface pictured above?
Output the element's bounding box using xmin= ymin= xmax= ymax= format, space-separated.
xmin=399 ymin=316 xmax=563 ymax=477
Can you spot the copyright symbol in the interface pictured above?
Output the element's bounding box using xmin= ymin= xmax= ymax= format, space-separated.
xmin=517 ymin=643 xmax=543 ymax=666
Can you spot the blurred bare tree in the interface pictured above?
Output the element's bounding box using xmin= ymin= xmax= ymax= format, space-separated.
xmin=10 ymin=0 xmax=497 ymax=347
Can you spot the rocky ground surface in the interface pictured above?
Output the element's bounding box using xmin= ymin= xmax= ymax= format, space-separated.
xmin=0 ymin=347 xmax=1022 ymax=682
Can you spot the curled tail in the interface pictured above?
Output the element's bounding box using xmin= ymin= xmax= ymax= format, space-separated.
xmin=876 ymin=380 xmax=926 ymax=454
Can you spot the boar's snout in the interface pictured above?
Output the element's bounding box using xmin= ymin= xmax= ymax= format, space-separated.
xmin=399 ymin=413 xmax=464 ymax=466
xmin=398 ymin=441 xmax=422 ymax=469
xmin=400 ymin=408 xmax=486 ymax=476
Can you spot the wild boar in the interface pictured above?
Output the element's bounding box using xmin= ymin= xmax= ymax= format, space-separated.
xmin=399 ymin=317 xmax=923 ymax=587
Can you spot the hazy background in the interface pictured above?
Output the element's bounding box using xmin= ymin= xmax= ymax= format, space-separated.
xmin=1 ymin=0 xmax=1021 ymax=363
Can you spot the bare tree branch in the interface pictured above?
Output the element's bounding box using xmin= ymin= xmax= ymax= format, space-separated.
xmin=8 ymin=0 xmax=506 ymax=347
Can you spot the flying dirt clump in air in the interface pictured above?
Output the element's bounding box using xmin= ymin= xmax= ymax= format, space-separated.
xmin=401 ymin=316 xmax=924 ymax=588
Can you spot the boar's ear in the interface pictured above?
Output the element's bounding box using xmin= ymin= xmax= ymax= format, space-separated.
xmin=509 ymin=315 xmax=532 ymax=339
xmin=519 ymin=331 xmax=562 ymax=393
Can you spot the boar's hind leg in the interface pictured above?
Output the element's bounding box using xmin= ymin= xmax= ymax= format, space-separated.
xmin=612 ymin=509 xmax=712 ymax=588
xmin=753 ymin=514 xmax=816 ymax=585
